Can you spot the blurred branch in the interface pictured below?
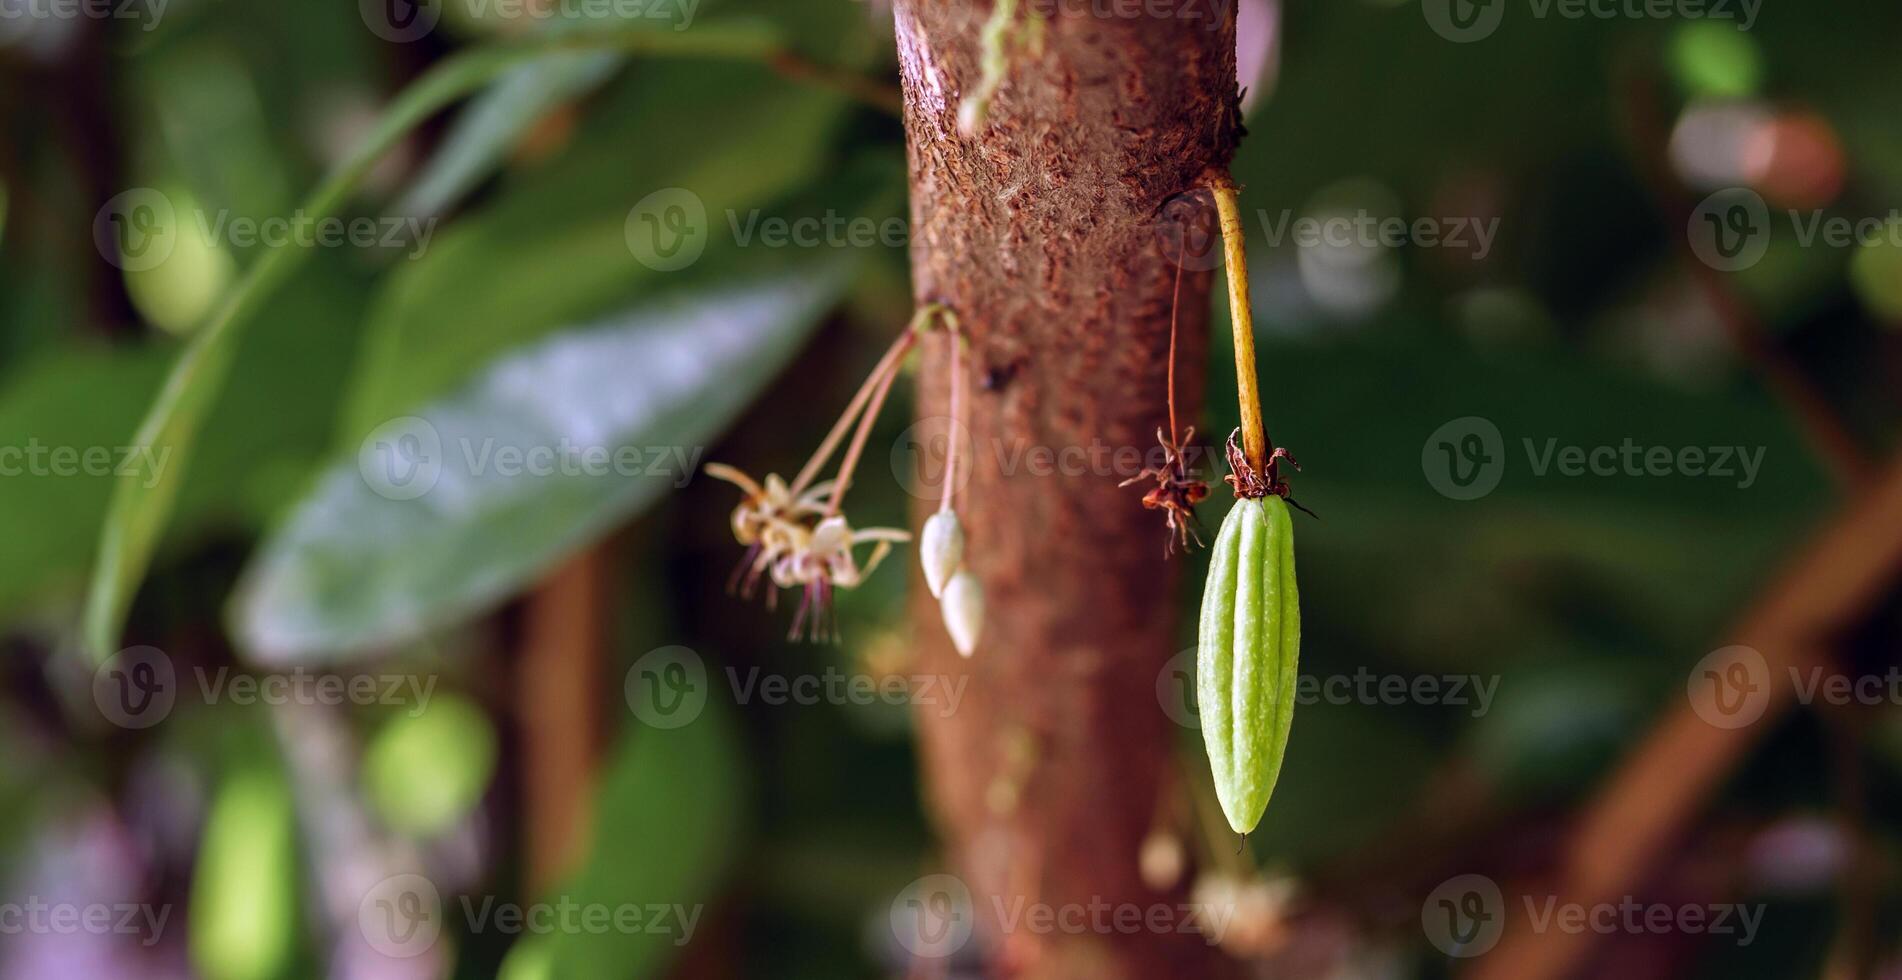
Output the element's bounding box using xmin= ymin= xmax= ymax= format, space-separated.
xmin=1822 ymin=707 xmax=1877 ymax=980
xmin=519 ymin=544 xmax=609 ymax=894
xmin=1470 ymin=453 xmax=1902 ymax=980
xmin=767 ymin=50 xmax=902 ymax=116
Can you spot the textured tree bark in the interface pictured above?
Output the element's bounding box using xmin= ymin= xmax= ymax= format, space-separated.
xmin=896 ymin=3 xmax=1242 ymax=976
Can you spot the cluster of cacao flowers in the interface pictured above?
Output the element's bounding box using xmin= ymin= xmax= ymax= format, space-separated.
xmin=706 ymin=306 xmax=983 ymax=656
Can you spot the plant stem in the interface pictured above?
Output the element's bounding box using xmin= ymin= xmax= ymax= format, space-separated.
xmin=788 ymin=327 xmax=917 ymax=498
xmin=939 ymin=314 xmax=965 ymax=515
xmin=1210 ymin=179 xmax=1267 ymax=474
xmin=826 ymin=337 xmax=909 ymax=517
xmin=1167 ymin=235 xmax=1187 ymax=453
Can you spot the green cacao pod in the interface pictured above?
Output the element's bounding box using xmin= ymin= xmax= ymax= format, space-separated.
xmin=1197 ymin=495 xmax=1300 ymax=835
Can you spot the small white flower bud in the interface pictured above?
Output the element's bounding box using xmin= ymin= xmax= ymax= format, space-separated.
xmin=1139 ymin=830 xmax=1186 ymax=892
xmin=920 ymin=511 xmax=965 ymax=598
xmin=940 ymin=570 xmax=984 ymax=658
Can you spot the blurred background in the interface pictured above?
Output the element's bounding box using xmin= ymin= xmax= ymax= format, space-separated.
xmin=2 ymin=0 xmax=1901 ymax=977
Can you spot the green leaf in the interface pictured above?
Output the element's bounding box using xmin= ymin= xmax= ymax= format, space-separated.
xmin=344 ymin=56 xmax=846 ymax=435
xmin=363 ymin=694 xmax=498 ymax=836
xmin=393 ymin=51 xmax=622 ymax=219
xmin=190 ymin=767 xmax=298 ymax=980
xmin=0 ymin=348 xmax=172 ymax=619
xmin=392 ymin=0 xmax=717 ymax=218
xmin=0 ymin=260 xmax=366 ymax=627
xmin=233 ymin=265 xmax=848 ymax=662
xmin=80 ymin=23 xmax=789 ymax=662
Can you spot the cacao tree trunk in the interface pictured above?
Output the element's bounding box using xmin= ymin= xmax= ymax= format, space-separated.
xmin=897 ymin=3 xmax=1242 ymax=976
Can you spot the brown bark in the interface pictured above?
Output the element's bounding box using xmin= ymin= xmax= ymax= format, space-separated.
xmin=896 ymin=3 xmax=1242 ymax=976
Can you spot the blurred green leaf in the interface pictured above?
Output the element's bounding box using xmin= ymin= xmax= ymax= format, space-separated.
xmin=0 ymin=260 xmax=363 ymax=626
xmin=0 ymin=348 xmax=170 ymax=619
xmin=234 ymin=264 xmax=849 ymax=662
xmin=344 ymin=56 xmax=847 ymax=435
xmin=364 ymin=694 xmax=497 ymax=836
xmin=394 ymin=51 xmax=622 ymax=219
xmin=1669 ymin=21 xmax=1763 ymax=99
xmin=121 ymin=186 xmax=237 ymax=335
xmin=392 ymin=0 xmax=731 ymax=219
xmin=516 ymin=696 xmax=746 ymax=980
xmin=81 ymin=24 xmax=791 ymax=662
xmin=190 ymin=767 xmax=298 ymax=980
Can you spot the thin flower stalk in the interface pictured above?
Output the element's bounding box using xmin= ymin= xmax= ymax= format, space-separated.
xmin=707 ymin=304 xmax=964 ymax=642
